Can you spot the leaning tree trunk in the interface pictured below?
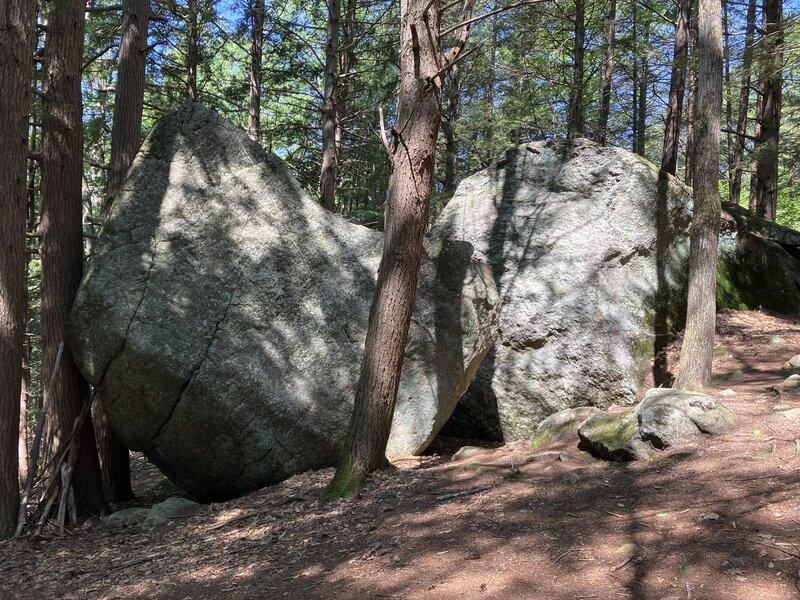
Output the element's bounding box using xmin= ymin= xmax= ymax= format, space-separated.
xmin=729 ymin=0 xmax=756 ymax=205
xmin=674 ymin=0 xmax=722 ymax=391
xmin=568 ymin=0 xmax=585 ymax=138
xmin=0 ymin=0 xmax=36 ymax=540
xmin=98 ymin=0 xmax=150 ymax=503
xmin=326 ymin=0 xmax=460 ymax=498
xmin=596 ymin=0 xmax=616 ymax=146
xmin=247 ymin=0 xmax=265 ymax=142
xmin=660 ymin=0 xmax=690 ymax=176
xmin=749 ymin=0 xmax=782 ymax=220
xmin=319 ymin=0 xmax=341 ymax=212
xmin=40 ymin=0 xmax=108 ymax=517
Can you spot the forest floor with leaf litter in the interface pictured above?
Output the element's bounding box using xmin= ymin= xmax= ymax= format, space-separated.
xmin=3 ymin=308 xmax=800 ymax=600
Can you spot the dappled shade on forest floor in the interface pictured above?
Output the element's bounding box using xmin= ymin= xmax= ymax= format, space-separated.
xmin=4 ymin=308 xmax=800 ymax=599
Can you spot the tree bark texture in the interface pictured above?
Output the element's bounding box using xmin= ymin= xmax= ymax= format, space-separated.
xmin=684 ymin=2 xmax=698 ymax=186
xmin=674 ymin=0 xmax=722 ymax=391
xmin=442 ymin=64 xmax=461 ymax=193
xmin=93 ymin=401 xmax=132 ymax=501
xmin=40 ymin=0 xmax=108 ymax=517
xmin=635 ymin=16 xmax=649 ymax=157
xmin=105 ymin=0 xmax=149 ymax=212
xmin=320 ymin=0 xmax=341 ymax=212
xmin=729 ymin=0 xmax=756 ymax=205
xmin=660 ymin=0 xmax=690 ymax=175
xmin=0 ymin=0 xmax=36 ymax=540
xmin=186 ymin=0 xmax=198 ymax=101
xmin=335 ymin=0 xmax=357 ymax=164
xmin=568 ymin=0 xmax=585 ymax=138
xmin=327 ymin=0 xmax=449 ymax=497
xmin=596 ymin=0 xmax=616 ymax=146
xmin=247 ymin=0 xmax=264 ymax=141
xmin=749 ymin=0 xmax=782 ymax=220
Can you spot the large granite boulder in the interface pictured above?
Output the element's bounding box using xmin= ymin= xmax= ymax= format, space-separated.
xmin=435 ymin=139 xmax=800 ymax=441
xmin=69 ymin=103 xmax=500 ymax=501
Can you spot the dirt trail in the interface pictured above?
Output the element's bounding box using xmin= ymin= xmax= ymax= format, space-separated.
xmin=3 ymin=309 xmax=800 ymax=600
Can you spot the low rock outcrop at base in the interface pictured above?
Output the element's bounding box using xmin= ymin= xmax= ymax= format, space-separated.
xmin=434 ymin=139 xmax=800 ymax=441
xmin=577 ymin=389 xmax=736 ymax=461
xmin=69 ymin=104 xmax=500 ymax=501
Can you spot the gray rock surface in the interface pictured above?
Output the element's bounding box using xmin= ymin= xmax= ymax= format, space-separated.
xmin=529 ymin=406 xmax=600 ymax=450
xmin=435 ymin=139 xmax=693 ymax=440
xmin=69 ymin=103 xmax=500 ymax=501
xmin=578 ymin=389 xmax=735 ymax=461
xmin=435 ymin=139 xmax=800 ymax=441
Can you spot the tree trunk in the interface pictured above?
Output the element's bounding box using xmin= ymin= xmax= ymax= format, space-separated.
xmin=749 ymin=0 xmax=782 ymax=220
xmin=596 ymin=0 xmax=616 ymax=146
xmin=660 ymin=0 xmax=690 ymax=175
xmin=0 ymin=0 xmax=36 ymax=540
xmin=105 ymin=0 xmax=149 ymax=212
xmin=334 ymin=0 xmax=356 ymax=195
xmin=723 ymin=0 xmax=732 ymax=182
xmin=442 ymin=64 xmax=461 ymax=194
xmin=40 ymin=0 xmax=108 ymax=517
xmin=97 ymin=0 xmax=149 ymax=504
xmin=326 ymin=0 xmax=450 ymax=497
xmin=186 ymin=0 xmax=198 ymax=101
xmin=729 ymin=0 xmax=756 ymax=205
xmin=635 ymin=16 xmax=649 ymax=157
xmin=247 ymin=0 xmax=264 ymax=141
xmin=93 ymin=402 xmax=132 ymax=502
xmin=674 ymin=0 xmax=722 ymax=391
xmin=568 ymin=0 xmax=585 ymax=138
xmin=319 ymin=0 xmax=341 ymax=212
xmin=684 ymin=2 xmax=698 ymax=185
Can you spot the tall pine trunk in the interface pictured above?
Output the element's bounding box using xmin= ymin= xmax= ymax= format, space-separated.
xmin=98 ymin=0 xmax=150 ymax=503
xmin=684 ymin=2 xmax=698 ymax=185
xmin=40 ymin=0 xmax=108 ymax=517
xmin=674 ymin=0 xmax=722 ymax=391
xmin=247 ymin=0 xmax=264 ymax=142
xmin=568 ymin=0 xmax=585 ymax=138
xmin=320 ymin=0 xmax=341 ymax=212
xmin=596 ymin=0 xmax=616 ymax=146
xmin=729 ymin=0 xmax=756 ymax=205
xmin=660 ymin=0 xmax=690 ymax=175
xmin=749 ymin=0 xmax=782 ymax=220
xmin=0 ymin=0 xmax=36 ymax=540
xmin=327 ymin=0 xmax=451 ymax=497
xmin=635 ymin=17 xmax=649 ymax=157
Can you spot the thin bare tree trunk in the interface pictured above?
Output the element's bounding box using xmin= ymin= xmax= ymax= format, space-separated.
xmin=661 ymin=0 xmax=690 ymax=175
xmin=334 ymin=0 xmax=356 ymax=195
xmin=186 ymin=0 xmax=198 ymax=101
xmin=247 ymin=0 xmax=264 ymax=141
xmin=729 ymin=0 xmax=756 ymax=205
xmin=749 ymin=0 xmax=782 ymax=220
xmin=320 ymin=0 xmax=341 ymax=212
xmin=723 ymin=0 xmax=732 ymax=183
xmin=597 ymin=0 xmax=616 ymax=146
xmin=40 ymin=0 xmax=108 ymax=517
xmin=674 ymin=0 xmax=722 ymax=391
xmin=327 ymin=0 xmax=464 ymax=498
xmin=0 ymin=0 xmax=36 ymax=540
xmin=568 ymin=0 xmax=585 ymax=138
xmin=635 ymin=17 xmax=649 ymax=157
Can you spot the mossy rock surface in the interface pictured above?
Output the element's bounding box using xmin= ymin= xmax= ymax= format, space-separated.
xmin=578 ymin=412 xmax=640 ymax=461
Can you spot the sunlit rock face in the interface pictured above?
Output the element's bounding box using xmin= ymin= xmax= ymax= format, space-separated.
xmin=434 ymin=139 xmax=800 ymax=441
xmin=69 ymin=103 xmax=500 ymax=501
